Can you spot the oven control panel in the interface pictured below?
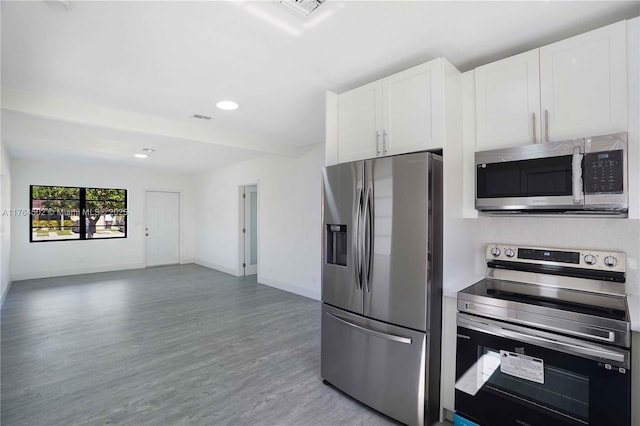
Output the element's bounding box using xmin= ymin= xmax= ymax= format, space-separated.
xmin=486 ymin=244 xmax=625 ymax=273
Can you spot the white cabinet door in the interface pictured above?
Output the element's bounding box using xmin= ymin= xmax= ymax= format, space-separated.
xmin=475 ymin=49 xmax=541 ymax=150
xmin=337 ymin=81 xmax=382 ymax=163
xmin=540 ymin=21 xmax=627 ymax=141
xmin=382 ymin=60 xmax=443 ymax=155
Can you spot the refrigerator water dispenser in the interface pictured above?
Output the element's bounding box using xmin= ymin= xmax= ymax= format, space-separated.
xmin=326 ymin=224 xmax=347 ymax=266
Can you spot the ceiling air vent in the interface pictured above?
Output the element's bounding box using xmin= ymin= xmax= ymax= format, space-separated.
xmin=279 ymin=0 xmax=325 ymax=17
xmin=192 ymin=114 xmax=212 ymax=120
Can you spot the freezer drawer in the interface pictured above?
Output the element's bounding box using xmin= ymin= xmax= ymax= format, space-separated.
xmin=321 ymin=304 xmax=429 ymax=426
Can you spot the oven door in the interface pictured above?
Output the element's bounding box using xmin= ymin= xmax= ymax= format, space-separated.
xmin=475 ymin=139 xmax=584 ymax=211
xmin=455 ymin=313 xmax=631 ymax=426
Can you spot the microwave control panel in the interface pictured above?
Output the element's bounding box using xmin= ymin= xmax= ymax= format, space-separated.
xmin=583 ymin=150 xmax=624 ymax=194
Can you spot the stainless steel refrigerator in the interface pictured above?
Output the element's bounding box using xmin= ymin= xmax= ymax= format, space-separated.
xmin=321 ymin=151 xmax=443 ymax=426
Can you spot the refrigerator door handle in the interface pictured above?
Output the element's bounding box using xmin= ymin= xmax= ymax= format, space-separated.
xmin=354 ymin=188 xmax=363 ymax=289
xmin=363 ymin=185 xmax=373 ymax=292
xmin=327 ymin=312 xmax=412 ymax=344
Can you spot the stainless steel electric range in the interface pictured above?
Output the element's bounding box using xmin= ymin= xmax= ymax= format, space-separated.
xmin=455 ymin=244 xmax=631 ymax=426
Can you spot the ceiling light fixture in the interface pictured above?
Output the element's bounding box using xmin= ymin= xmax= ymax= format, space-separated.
xmin=142 ymin=148 xmax=155 ymax=152
xmin=216 ymin=100 xmax=239 ymax=111
xmin=134 ymin=154 xmax=148 ymax=159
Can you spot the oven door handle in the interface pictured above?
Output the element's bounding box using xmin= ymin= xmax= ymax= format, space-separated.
xmin=458 ymin=315 xmax=627 ymax=365
xmin=461 ymin=303 xmax=616 ymax=343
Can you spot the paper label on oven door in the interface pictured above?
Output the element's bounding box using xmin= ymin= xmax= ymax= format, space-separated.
xmin=500 ymin=350 xmax=544 ymax=384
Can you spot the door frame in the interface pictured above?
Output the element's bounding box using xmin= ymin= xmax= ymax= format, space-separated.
xmin=238 ymin=183 xmax=259 ymax=276
xmin=144 ymin=189 xmax=182 ymax=267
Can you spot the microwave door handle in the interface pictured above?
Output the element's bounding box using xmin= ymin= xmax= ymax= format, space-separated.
xmin=572 ymin=146 xmax=584 ymax=205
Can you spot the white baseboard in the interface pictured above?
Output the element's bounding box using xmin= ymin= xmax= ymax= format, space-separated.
xmin=193 ymin=258 xmax=240 ymax=276
xmin=1 ymin=280 xmax=12 ymax=309
xmin=258 ymin=276 xmax=321 ymax=301
xmin=11 ymin=263 xmax=145 ymax=282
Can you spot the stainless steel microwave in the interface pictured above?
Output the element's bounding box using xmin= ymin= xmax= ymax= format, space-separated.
xmin=475 ymin=132 xmax=628 ymax=215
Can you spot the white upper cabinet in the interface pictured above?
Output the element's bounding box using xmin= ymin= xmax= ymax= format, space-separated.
xmin=474 ymin=21 xmax=627 ymax=152
xmin=382 ymin=61 xmax=443 ymax=156
xmin=475 ymin=49 xmax=541 ymax=150
xmin=333 ymin=58 xmax=452 ymax=164
xmin=337 ymin=81 xmax=383 ymax=163
xmin=539 ymin=21 xmax=627 ymax=142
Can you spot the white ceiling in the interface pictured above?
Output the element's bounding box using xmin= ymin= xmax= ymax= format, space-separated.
xmin=2 ymin=1 xmax=639 ymax=172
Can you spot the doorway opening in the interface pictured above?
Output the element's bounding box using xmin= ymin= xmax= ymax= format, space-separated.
xmin=240 ymin=185 xmax=258 ymax=276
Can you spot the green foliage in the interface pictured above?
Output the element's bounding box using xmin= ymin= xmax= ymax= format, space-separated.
xmin=32 ymin=186 xmax=80 ymax=212
xmin=36 ymin=230 xmax=50 ymax=237
xmin=32 ymin=186 xmax=126 ymax=223
xmin=33 ymin=220 xmax=49 ymax=229
xmin=48 ymin=220 xmax=59 ymax=230
xmin=56 ymin=230 xmax=72 ymax=236
xmin=63 ymin=220 xmax=74 ymax=228
xmin=32 ymin=186 xmax=79 ymax=200
xmin=86 ymin=188 xmax=125 ymax=201
xmin=86 ymin=188 xmax=126 ymax=217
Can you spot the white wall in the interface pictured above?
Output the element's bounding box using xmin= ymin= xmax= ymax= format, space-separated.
xmin=194 ymin=144 xmax=324 ymax=300
xmin=627 ymin=17 xmax=639 ymax=219
xmin=442 ymin=61 xmax=479 ymax=295
xmin=0 ymin=140 xmax=12 ymax=305
xmin=11 ymin=159 xmax=196 ymax=281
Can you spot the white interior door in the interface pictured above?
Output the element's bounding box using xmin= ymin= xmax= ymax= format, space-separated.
xmin=242 ymin=185 xmax=258 ymax=276
xmin=145 ymin=191 xmax=180 ymax=267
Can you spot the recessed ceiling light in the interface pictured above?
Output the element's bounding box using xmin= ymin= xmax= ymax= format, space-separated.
xmin=134 ymin=154 xmax=148 ymax=159
xmin=216 ymin=100 xmax=239 ymax=111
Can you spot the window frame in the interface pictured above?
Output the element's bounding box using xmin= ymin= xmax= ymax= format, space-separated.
xmin=29 ymin=185 xmax=128 ymax=243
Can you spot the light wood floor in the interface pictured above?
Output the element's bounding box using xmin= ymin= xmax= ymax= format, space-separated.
xmin=1 ymin=264 xmax=398 ymax=425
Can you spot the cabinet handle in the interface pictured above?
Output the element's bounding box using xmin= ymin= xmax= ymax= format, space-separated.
xmin=544 ymin=109 xmax=549 ymax=142
xmin=376 ymin=131 xmax=381 ymax=156
xmin=383 ymin=129 xmax=388 ymax=155
xmin=531 ymin=113 xmax=537 ymax=144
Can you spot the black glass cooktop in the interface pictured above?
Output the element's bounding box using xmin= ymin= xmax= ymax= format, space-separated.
xmin=460 ymin=279 xmax=628 ymax=322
